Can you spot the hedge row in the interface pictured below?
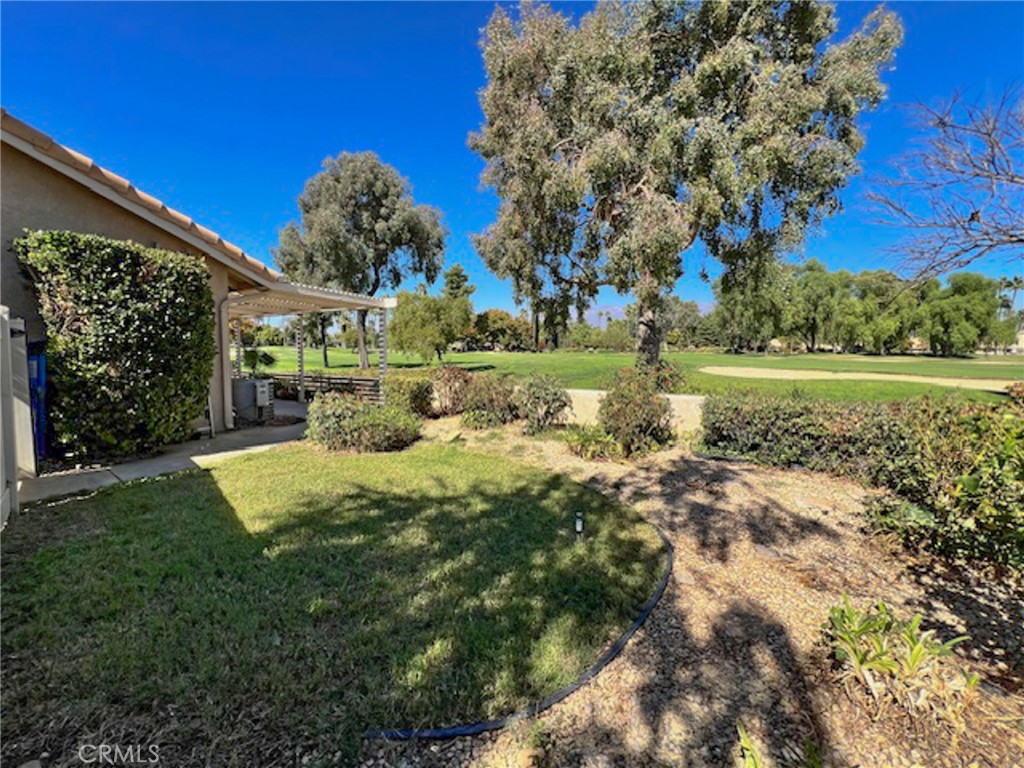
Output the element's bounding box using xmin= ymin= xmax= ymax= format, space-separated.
xmin=701 ymin=393 xmax=1024 ymax=566
xmin=15 ymin=231 xmax=215 ymax=459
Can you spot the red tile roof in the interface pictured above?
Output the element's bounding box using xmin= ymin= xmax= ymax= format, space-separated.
xmin=1 ymin=108 xmax=280 ymax=284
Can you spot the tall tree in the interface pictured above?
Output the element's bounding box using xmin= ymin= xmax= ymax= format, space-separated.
xmin=921 ymin=273 xmax=1000 ymax=356
xmin=390 ymin=287 xmax=473 ymax=363
xmin=713 ymin=260 xmax=791 ymax=352
xmin=870 ymin=88 xmax=1024 ymax=278
xmin=274 ymin=152 xmax=446 ymax=368
xmin=471 ymin=0 xmax=901 ymax=365
xmin=442 ymin=264 xmax=476 ymax=300
xmin=790 ymin=260 xmax=841 ymax=351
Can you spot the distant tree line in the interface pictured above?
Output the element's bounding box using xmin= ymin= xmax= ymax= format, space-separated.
xmin=245 ymin=265 xmax=1020 ymax=360
xmin=707 ymin=262 xmax=1020 ymax=356
xmin=544 ymin=264 xmax=1020 ymax=357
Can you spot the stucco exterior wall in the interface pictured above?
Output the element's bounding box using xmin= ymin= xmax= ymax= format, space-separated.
xmin=1 ymin=142 xmax=230 ymax=431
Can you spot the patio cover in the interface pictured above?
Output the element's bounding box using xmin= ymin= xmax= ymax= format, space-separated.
xmin=221 ymin=281 xmax=396 ymax=414
xmin=225 ymin=281 xmax=397 ymax=320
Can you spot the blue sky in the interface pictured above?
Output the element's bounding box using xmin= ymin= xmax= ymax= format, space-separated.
xmin=2 ymin=1 xmax=1022 ymax=318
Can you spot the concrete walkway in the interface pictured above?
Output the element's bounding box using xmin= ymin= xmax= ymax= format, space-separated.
xmin=17 ymin=400 xmax=307 ymax=504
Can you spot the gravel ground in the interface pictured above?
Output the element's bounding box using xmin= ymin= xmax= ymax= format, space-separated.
xmin=358 ymin=421 xmax=1024 ymax=768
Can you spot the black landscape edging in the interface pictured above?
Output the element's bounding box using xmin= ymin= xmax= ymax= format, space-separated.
xmin=363 ymin=526 xmax=675 ymax=742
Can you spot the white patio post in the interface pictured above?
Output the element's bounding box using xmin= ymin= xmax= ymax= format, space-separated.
xmin=233 ymin=320 xmax=242 ymax=378
xmin=296 ymin=316 xmax=306 ymax=404
xmin=377 ymin=306 xmax=388 ymax=404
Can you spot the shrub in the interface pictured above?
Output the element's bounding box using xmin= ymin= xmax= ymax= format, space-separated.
xmin=825 ymin=597 xmax=979 ymax=732
xmin=432 ymin=365 xmax=472 ymax=415
xmin=565 ymin=425 xmax=623 ymax=460
xmin=382 ymin=373 xmax=434 ymax=417
xmin=1007 ymin=381 xmax=1024 ymax=404
xmin=242 ymin=348 xmax=276 ymax=377
xmin=701 ymin=395 xmax=913 ymax=480
xmin=516 ymin=374 xmax=572 ymax=435
xmin=461 ymin=410 xmax=505 ymax=430
xmin=463 ymin=374 xmax=519 ymax=424
xmin=598 ymin=367 xmax=673 ymax=456
xmin=701 ymin=393 xmax=1024 ymax=566
xmin=306 ymin=393 xmax=420 ymax=452
xmin=14 ymin=230 xmax=215 ymax=459
xmin=638 ymin=359 xmax=686 ymax=393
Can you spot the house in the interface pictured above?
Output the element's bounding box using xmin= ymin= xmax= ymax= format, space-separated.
xmin=0 ymin=109 xmax=393 ymax=471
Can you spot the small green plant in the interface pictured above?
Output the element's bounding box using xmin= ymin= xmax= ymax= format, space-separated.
xmin=737 ymin=721 xmax=765 ymax=768
xmin=242 ymin=347 xmax=276 ymax=377
xmin=565 ymin=425 xmax=623 ymax=460
xmin=523 ymin=720 xmax=548 ymax=750
xmin=462 ymin=374 xmax=519 ymax=424
xmin=382 ymin=373 xmax=434 ymax=417
xmin=737 ymin=721 xmax=828 ymax=768
xmin=432 ymin=365 xmax=473 ymax=415
xmin=307 ymin=393 xmax=421 ymax=452
xmin=517 ymin=374 xmax=572 ymax=435
xmin=461 ymin=409 xmax=505 ymax=430
xmin=825 ymin=596 xmax=979 ymax=732
xmin=598 ymin=367 xmax=673 ymax=456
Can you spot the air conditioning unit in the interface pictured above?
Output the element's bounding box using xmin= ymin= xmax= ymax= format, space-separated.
xmin=254 ymin=379 xmax=271 ymax=407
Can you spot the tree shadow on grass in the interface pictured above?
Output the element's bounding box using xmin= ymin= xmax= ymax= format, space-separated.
xmin=0 ymin=460 xmax=664 ymax=767
xmin=367 ymin=451 xmax=849 ymax=767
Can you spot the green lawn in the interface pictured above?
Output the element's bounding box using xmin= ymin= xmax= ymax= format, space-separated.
xmin=253 ymin=347 xmax=1018 ymax=403
xmin=1 ymin=443 xmax=664 ymax=764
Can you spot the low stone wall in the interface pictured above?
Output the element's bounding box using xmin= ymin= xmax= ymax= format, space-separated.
xmin=566 ymin=389 xmax=705 ymax=433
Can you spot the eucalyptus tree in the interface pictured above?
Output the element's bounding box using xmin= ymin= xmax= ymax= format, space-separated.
xmin=471 ymin=0 xmax=902 ymax=365
xmin=275 ymin=152 xmax=446 ymax=368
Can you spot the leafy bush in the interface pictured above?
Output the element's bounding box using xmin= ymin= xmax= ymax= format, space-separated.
xmin=598 ymin=367 xmax=673 ymax=456
xmin=242 ymin=348 xmax=276 ymax=377
xmin=14 ymin=230 xmax=215 ymax=459
xmin=825 ymin=597 xmax=979 ymax=732
xmin=382 ymin=373 xmax=434 ymax=417
xmin=516 ymin=374 xmax=572 ymax=435
xmin=432 ymin=365 xmax=473 ymax=415
xmin=638 ymin=359 xmax=686 ymax=393
xmin=701 ymin=395 xmax=913 ymax=480
xmin=1008 ymin=381 xmax=1024 ymax=404
xmin=565 ymin=425 xmax=623 ymax=460
xmin=462 ymin=374 xmax=519 ymax=424
xmin=306 ymin=393 xmax=420 ymax=452
xmin=701 ymin=393 xmax=1024 ymax=566
xmin=461 ymin=410 xmax=505 ymax=430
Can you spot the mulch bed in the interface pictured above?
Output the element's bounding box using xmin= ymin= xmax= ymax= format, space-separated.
xmin=357 ymin=421 xmax=1024 ymax=768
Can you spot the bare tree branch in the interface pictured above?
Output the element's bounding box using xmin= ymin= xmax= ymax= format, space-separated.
xmin=869 ymin=87 xmax=1024 ymax=280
